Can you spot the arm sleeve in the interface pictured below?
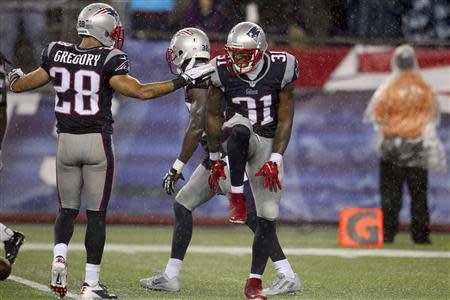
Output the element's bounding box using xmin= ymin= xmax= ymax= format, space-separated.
xmin=281 ymin=53 xmax=299 ymax=89
xmin=104 ymin=50 xmax=130 ymax=76
xmin=40 ymin=42 xmax=57 ymax=74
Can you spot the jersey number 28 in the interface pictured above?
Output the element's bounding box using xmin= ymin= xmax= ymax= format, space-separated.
xmin=50 ymin=67 xmax=100 ymax=115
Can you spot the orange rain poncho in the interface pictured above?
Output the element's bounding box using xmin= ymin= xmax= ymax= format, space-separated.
xmin=364 ymin=45 xmax=447 ymax=171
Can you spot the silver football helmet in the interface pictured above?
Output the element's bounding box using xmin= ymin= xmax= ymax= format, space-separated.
xmin=166 ymin=28 xmax=210 ymax=74
xmin=76 ymin=3 xmax=124 ymax=49
xmin=225 ymin=22 xmax=268 ymax=75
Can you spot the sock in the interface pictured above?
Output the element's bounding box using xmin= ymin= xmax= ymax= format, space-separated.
xmin=165 ymin=258 xmax=183 ymax=279
xmin=53 ymin=243 xmax=68 ymax=260
xmin=85 ymin=263 xmax=101 ymax=286
xmin=170 ymin=202 xmax=193 ymax=260
xmin=0 ymin=223 xmax=13 ymax=242
xmin=227 ymin=125 xmax=250 ymax=187
xmin=85 ymin=210 xmax=106 ymax=265
xmin=231 ymin=185 xmax=244 ymax=193
xmin=249 ymin=273 xmax=262 ymax=279
xmin=251 ymin=217 xmax=276 ymax=275
xmin=273 ymin=259 xmax=295 ymax=278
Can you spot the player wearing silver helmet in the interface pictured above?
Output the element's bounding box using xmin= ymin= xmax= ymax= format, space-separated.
xmin=140 ymin=27 xmax=255 ymax=292
xmin=207 ymin=22 xmax=301 ymax=299
xmin=139 ymin=27 xmax=220 ymax=292
xmin=6 ymin=3 xmax=214 ymax=299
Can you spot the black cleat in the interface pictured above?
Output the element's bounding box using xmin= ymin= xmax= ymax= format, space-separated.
xmin=4 ymin=231 xmax=25 ymax=264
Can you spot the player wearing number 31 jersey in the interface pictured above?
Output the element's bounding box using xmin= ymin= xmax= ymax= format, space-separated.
xmin=6 ymin=3 xmax=214 ymax=299
xmin=207 ymin=22 xmax=301 ymax=299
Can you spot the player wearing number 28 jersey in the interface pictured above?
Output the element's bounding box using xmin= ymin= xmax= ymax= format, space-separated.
xmin=6 ymin=3 xmax=214 ymax=299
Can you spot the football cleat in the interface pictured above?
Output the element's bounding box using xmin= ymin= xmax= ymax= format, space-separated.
xmin=4 ymin=231 xmax=25 ymax=264
xmin=79 ymin=282 xmax=117 ymax=299
xmin=50 ymin=256 xmax=68 ymax=299
xmin=263 ymin=273 xmax=301 ymax=295
xmin=139 ymin=272 xmax=180 ymax=292
xmin=228 ymin=193 xmax=247 ymax=224
xmin=244 ymin=278 xmax=267 ymax=300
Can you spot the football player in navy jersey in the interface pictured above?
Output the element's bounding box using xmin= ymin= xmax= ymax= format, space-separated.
xmin=140 ymin=27 xmax=298 ymax=294
xmin=207 ymin=22 xmax=301 ymax=299
xmin=6 ymin=3 xmax=214 ymax=299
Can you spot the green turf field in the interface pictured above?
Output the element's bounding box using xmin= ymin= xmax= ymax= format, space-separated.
xmin=0 ymin=224 xmax=449 ymax=299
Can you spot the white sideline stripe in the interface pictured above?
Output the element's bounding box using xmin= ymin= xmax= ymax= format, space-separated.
xmin=22 ymin=243 xmax=450 ymax=258
xmin=8 ymin=275 xmax=78 ymax=299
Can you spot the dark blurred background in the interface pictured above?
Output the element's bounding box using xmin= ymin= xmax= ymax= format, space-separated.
xmin=1 ymin=0 xmax=449 ymax=70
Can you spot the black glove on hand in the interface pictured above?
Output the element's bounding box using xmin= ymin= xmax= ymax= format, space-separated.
xmin=162 ymin=168 xmax=185 ymax=195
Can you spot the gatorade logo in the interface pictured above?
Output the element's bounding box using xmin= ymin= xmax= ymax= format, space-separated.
xmin=338 ymin=208 xmax=383 ymax=247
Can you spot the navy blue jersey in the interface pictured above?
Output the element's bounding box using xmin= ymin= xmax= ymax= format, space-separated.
xmin=210 ymin=51 xmax=298 ymax=138
xmin=41 ymin=41 xmax=130 ymax=134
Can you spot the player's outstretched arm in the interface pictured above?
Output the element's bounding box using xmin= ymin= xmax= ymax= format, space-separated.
xmin=8 ymin=68 xmax=50 ymax=93
xmin=109 ymin=74 xmax=183 ymax=100
xmin=272 ymin=83 xmax=294 ymax=156
xmin=206 ymin=86 xmax=223 ymax=154
xmin=109 ymin=63 xmax=215 ymax=100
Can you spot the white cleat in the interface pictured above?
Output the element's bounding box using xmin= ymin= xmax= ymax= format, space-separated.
xmin=263 ymin=273 xmax=301 ymax=295
xmin=139 ymin=272 xmax=180 ymax=292
xmin=50 ymin=256 xmax=68 ymax=299
xmin=79 ymin=282 xmax=117 ymax=299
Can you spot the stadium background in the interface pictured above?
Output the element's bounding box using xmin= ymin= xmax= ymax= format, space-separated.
xmin=0 ymin=0 xmax=449 ymax=229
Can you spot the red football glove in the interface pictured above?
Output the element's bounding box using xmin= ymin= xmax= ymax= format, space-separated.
xmin=255 ymin=161 xmax=282 ymax=192
xmin=208 ymin=160 xmax=226 ymax=193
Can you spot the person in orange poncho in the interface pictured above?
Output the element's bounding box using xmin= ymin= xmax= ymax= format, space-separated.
xmin=364 ymin=44 xmax=447 ymax=244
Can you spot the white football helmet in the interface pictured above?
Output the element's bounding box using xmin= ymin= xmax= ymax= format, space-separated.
xmin=166 ymin=28 xmax=210 ymax=74
xmin=76 ymin=3 xmax=124 ymax=49
xmin=225 ymin=22 xmax=268 ymax=75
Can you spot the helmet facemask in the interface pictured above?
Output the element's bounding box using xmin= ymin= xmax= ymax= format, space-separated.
xmin=110 ymin=24 xmax=124 ymax=50
xmin=166 ymin=47 xmax=188 ymax=75
xmin=225 ymin=45 xmax=264 ymax=75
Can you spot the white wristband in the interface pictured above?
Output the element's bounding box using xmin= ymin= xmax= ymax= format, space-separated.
xmin=209 ymin=152 xmax=220 ymax=161
xmin=269 ymin=153 xmax=283 ymax=164
xmin=172 ymin=158 xmax=185 ymax=173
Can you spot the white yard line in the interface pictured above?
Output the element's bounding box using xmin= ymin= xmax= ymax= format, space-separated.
xmin=22 ymin=243 xmax=450 ymax=258
xmin=8 ymin=275 xmax=79 ymax=299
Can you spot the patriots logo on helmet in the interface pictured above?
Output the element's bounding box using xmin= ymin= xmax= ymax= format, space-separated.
xmin=177 ymin=30 xmax=193 ymax=37
xmin=246 ymin=26 xmax=261 ymax=40
xmin=94 ymin=7 xmax=119 ymax=18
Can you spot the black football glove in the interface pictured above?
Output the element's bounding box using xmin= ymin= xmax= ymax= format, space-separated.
xmin=162 ymin=168 xmax=185 ymax=195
